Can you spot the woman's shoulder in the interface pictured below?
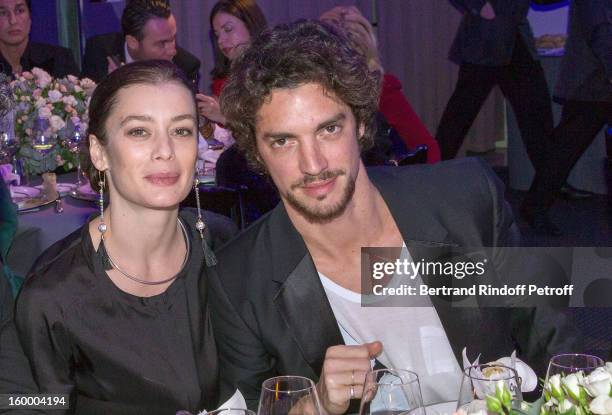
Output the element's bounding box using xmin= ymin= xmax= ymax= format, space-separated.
xmin=19 ymin=224 xmax=96 ymax=308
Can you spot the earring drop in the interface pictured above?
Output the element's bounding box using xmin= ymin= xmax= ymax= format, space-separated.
xmin=98 ymin=172 xmax=107 ymax=234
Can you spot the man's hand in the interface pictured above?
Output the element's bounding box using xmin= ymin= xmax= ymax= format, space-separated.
xmin=316 ymin=342 xmax=383 ymax=415
xmin=480 ymin=2 xmax=496 ymax=20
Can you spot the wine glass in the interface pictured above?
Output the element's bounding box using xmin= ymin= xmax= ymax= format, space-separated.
xmin=457 ymin=363 xmax=522 ymax=415
xmin=258 ymin=375 xmax=322 ymax=415
xmin=0 ymin=129 xmax=17 ymax=164
xmin=207 ymin=410 xmax=256 ymax=415
xmin=359 ymin=369 xmax=425 ymax=415
xmin=545 ymin=353 xmax=604 ymax=380
xmin=67 ymin=126 xmax=84 ymax=187
xmin=31 ymin=118 xmax=56 ymax=172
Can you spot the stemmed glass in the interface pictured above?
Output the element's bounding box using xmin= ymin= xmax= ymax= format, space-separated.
xmin=0 ymin=129 xmax=17 ymax=164
xmin=31 ymin=117 xmax=56 ymax=172
xmin=359 ymin=369 xmax=425 ymax=415
xmin=258 ymin=375 xmax=322 ymax=415
xmin=67 ymin=126 xmax=84 ymax=187
xmin=545 ymin=354 xmax=604 ymax=379
xmin=457 ymin=363 xmax=522 ymax=415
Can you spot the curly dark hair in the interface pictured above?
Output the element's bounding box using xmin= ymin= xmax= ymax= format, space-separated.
xmin=220 ymin=20 xmax=381 ymax=172
xmin=209 ymin=0 xmax=268 ymax=79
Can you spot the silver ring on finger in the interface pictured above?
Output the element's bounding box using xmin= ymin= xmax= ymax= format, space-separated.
xmin=350 ymin=385 xmax=355 ymax=400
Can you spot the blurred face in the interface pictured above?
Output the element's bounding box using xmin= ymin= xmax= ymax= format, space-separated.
xmin=212 ymin=11 xmax=251 ymax=61
xmin=90 ymin=82 xmax=198 ymax=210
xmin=130 ymin=15 xmax=177 ymax=61
xmin=255 ymin=83 xmax=364 ymax=223
xmin=0 ymin=0 xmax=30 ymax=47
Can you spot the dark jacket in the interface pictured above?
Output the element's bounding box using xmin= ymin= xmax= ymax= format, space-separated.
xmin=209 ymin=158 xmax=579 ymax=410
xmin=448 ymin=0 xmax=538 ymax=66
xmin=81 ymin=32 xmax=201 ymax=86
xmin=0 ymin=41 xmax=79 ymax=79
xmin=554 ymin=0 xmax=612 ymax=103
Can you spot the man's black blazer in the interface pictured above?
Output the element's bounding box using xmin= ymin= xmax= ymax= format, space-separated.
xmin=81 ymin=32 xmax=201 ymax=86
xmin=0 ymin=41 xmax=79 ymax=79
xmin=209 ymin=158 xmax=579 ymax=409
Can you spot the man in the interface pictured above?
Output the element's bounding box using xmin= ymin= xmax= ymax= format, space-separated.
xmin=81 ymin=0 xmax=200 ymax=85
xmin=0 ymin=0 xmax=78 ymax=78
xmin=210 ymin=21 xmax=577 ymax=414
xmin=436 ymin=1 xmax=591 ymax=204
xmin=521 ymin=0 xmax=612 ymax=235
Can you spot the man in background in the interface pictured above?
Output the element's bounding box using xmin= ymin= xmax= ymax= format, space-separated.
xmin=0 ymin=0 xmax=78 ymax=78
xmin=81 ymin=0 xmax=200 ymax=86
xmin=521 ymin=0 xmax=611 ymax=235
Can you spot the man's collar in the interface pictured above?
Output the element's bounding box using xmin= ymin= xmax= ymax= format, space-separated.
xmin=124 ymin=41 xmax=135 ymax=64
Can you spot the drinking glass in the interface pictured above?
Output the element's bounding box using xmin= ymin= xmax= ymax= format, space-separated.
xmin=31 ymin=118 xmax=56 ymax=172
xmin=359 ymin=369 xmax=424 ymax=415
xmin=457 ymin=363 xmax=522 ymax=415
xmin=0 ymin=129 xmax=17 ymax=164
xmin=258 ymin=375 xmax=322 ymax=415
xmin=545 ymin=353 xmax=604 ymax=379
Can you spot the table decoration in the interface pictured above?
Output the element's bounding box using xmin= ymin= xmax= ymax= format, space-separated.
xmin=457 ymin=351 xmax=611 ymax=415
xmin=9 ymin=68 xmax=95 ymax=176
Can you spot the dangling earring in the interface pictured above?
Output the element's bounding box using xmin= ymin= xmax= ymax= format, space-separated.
xmin=98 ymin=170 xmax=107 ymax=234
xmin=194 ymin=176 xmax=205 ymax=239
xmin=193 ymin=176 xmax=217 ymax=267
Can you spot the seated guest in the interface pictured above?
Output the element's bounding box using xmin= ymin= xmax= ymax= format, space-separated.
xmin=209 ymin=21 xmax=578 ymax=413
xmin=320 ymin=6 xmax=441 ymax=164
xmin=196 ymin=0 xmax=268 ymax=125
xmin=15 ymin=61 xmax=235 ymax=414
xmin=81 ymin=0 xmax=201 ymax=86
xmin=0 ymin=0 xmax=78 ymax=78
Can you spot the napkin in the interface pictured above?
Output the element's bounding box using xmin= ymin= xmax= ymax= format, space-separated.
xmin=179 ymin=389 xmax=247 ymax=415
xmin=462 ymin=347 xmax=538 ymax=396
xmin=0 ymin=163 xmax=19 ymax=186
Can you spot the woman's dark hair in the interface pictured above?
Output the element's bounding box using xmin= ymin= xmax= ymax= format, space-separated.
xmin=121 ymin=0 xmax=172 ymax=40
xmin=85 ymin=60 xmax=196 ymax=191
xmin=220 ymin=20 xmax=381 ymax=172
xmin=209 ymin=0 xmax=268 ymax=79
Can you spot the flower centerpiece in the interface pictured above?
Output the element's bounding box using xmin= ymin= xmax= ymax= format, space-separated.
xmin=461 ymin=361 xmax=612 ymax=415
xmin=10 ymin=68 xmax=96 ymax=175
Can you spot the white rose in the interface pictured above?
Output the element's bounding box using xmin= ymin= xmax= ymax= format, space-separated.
xmin=62 ymin=95 xmax=78 ymax=107
xmin=47 ymin=90 xmax=63 ymax=103
xmin=590 ymin=395 xmax=612 ymax=415
xmin=562 ymin=373 xmax=587 ymax=403
xmin=584 ymin=367 xmax=612 ymax=398
xmin=49 ymin=115 xmax=66 ymax=132
xmin=558 ymin=399 xmax=575 ymax=414
xmin=547 ymin=374 xmax=565 ymax=400
xmin=605 ymin=363 xmax=612 ymax=377
xmin=73 ymin=85 xmax=83 ymax=93
xmin=38 ymin=106 xmax=52 ymax=119
xmin=32 ymin=67 xmax=52 ymax=88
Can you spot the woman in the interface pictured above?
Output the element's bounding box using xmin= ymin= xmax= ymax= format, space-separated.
xmin=196 ymin=0 xmax=267 ymax=125
xmin=15 ymin=60 xmax=235 ymax=414
xmin=320 ymin=6 xmax=441 ymax=163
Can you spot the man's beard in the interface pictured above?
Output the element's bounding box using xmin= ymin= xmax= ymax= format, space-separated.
xmin=283 ymin=168 xmax=356 ymax=224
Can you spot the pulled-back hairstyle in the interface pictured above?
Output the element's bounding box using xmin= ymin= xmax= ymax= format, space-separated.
xmin=220 ymin=20 xmax=381 ymax=172
xmin=209 ymin=0 xmax=268 ymax=79
xmin=121 ymin=0 xmax=172 ymax=40
xmin=85 ymin=60 xmax=196 ymax=191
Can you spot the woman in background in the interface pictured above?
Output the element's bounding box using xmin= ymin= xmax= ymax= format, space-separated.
xmin=196 ymin=0 xmax=267 ymax=124
xmin=15 ymin=60 xmax=235 ymax=414
xmin=320 ymin=6 xmax=441 ymax=163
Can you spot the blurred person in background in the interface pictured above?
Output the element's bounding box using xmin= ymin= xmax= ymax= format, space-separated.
xmin=0 ymin=0 xmax=78 ymax=78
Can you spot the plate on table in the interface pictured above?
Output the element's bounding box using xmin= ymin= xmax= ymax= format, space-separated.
xmin=197 ymin=174 xmax=216 ymax=185
xmin=70 ymin=183 xmax=98 ymax=202
xmin=10 ymin=186 xmax=56 ymax=212
xmin=34 ymin=182 xmax=76 ymax=197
